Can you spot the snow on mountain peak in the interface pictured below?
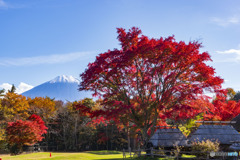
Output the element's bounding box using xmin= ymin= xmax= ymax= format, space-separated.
xmin=49 ymin=75 xmax=79 ymax=83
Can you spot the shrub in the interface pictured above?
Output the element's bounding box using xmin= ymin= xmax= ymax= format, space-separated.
xmin=0 ymin=140 xmax=8 ymax=153
xmin=191 ymin=139 xmax=219 ymax=157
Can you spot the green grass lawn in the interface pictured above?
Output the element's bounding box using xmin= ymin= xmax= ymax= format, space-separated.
xmin=0 ymin=151 xmax=194 ymax=160
xmin=1 ymin=151 xmax=124 ymax=160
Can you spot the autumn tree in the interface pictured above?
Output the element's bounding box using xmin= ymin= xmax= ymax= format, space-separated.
xmin=28 ymin=97 xmax=56 ymax=123
xmin=205 ymin=92 xmax=240 ymax=121
xmin=75 ymin=99 xmax=128 ymax=150
xmin=79 ymin=27 xmax=223 ymax=146
xmin=0 ymin=97 xmax=6 ymax=144
xmin=27 ymin=97 xmax=57 ymax=151
xmin=226 ymin=88 xmax=236 ymax=100
xmin=0 ymin=92 xmax=30 ymax=121
xmin=0 ymin=92 xmax=30 ymax=151
xmin=6 ymin=114 xmax=47 ymax=154
xmin=56 ymin=98 xmax=96 ymax=151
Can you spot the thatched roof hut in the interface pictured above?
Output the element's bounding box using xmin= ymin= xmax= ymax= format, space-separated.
xmin=188 ymin=125 xmax=240 ymax=145
xmin=232 ymin=114 xmax=240 ymax=132
xmin=149 ymin=128 xmax=189 ymax=148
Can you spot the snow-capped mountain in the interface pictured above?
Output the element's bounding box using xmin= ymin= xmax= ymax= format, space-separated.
xmin=49 ymin=75 xmax=79 ymax=83
xmin=22 ymin=75 xmax=92 ymax=102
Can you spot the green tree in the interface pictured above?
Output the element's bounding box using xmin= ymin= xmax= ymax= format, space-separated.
xmin=0 ymin=89 xmax=5 ymax=97
xmin=178 ymin=114 xmax=202 ymax=136
xmin=8 ymin=85 xmax=16 ymax=93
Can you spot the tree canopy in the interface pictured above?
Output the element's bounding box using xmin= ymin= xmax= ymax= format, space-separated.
xmin=28 ymin=96 xmax=56 ymax=123
xmin=6 ymin=114 xmax=47 ymax=154
xmin=80 ymin=27 xmax=223 ymax=144
xmin=226 ymin=88 xmax=236 ymax=100
xmin=204 ymin=92 xmax=240 ymax=121
xmin=0 ymin=92 xmax=30 ymax=121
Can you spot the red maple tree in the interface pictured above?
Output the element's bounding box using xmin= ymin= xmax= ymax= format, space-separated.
xmin=79 ymin=27 xmax=223 ymax=145
xmin=6 ymin=114 xmax=47 ymax=154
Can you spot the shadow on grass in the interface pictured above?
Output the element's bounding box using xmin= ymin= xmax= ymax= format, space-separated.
xmin=87 ymin=150 xmax=122 ymax=155
xmin=96 ymin=156 xmax=166 ymax=160
xmin=88 ymin=151 xmax=174 ymax=160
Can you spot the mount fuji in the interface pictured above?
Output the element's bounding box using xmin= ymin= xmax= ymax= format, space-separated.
xmin=22 ymin=75 xmax=92 ymax=102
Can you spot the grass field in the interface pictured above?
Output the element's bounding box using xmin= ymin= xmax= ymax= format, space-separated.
xmin=0 ymin=151 xmax=177 ymax=160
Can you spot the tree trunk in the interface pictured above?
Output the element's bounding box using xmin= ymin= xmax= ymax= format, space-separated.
xmin=63 ymin=124 xmax=67 ymax=151
xmin=141 ymin=127 xmax=150 ymax=149
xmin=127 ymin=127 xmax=131 ymax=152
xmin=74 ymin=116 xmax=78 ymax=150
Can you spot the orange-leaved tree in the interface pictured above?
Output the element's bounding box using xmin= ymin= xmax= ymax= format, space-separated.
xmin=28 ymin=97 xmax=56 ymax=123
xmin=0 ymin=92 xmax=30 ymax=121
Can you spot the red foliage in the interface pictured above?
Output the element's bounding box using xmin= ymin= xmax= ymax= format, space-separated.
xmin=97 ymin=132 xmax=109 ymax=144
xmin=167 ymin=96 xmax=212 ymax=120
xmin=28 ymin=114 xmax=48 ymax=136
xmin=75 ymin=104 xmax=91 ymax=117
xmin=6 ymin=115 xmax=47 ymax=147
xmin=87 ymin=116 xmax=109 ymax=127
xmin=205 ymin=92 xmax=240 ymax=121
xmin=79 ymin=27 xmax=223 ymax=141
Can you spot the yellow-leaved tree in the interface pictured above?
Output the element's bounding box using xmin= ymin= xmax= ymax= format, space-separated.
xmin=0 ymin=92 xmax=30 ymax=121
xmin=28 ymin=97 xmax=56 ymax=123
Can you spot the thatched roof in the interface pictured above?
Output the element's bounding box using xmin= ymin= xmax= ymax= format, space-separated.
xmin=149 ymin=128 xmax=189 ymax=147
xmin=232 ymin=114 xmax=240 ymax=132
xmin=188 ymin=125 xmax=240 ymax=145
xmin=229 ymin=143 xmax=240 ymax=150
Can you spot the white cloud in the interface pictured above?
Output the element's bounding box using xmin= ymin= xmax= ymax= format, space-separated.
xmin=211 ymin=16 xmax=240 ymax=27
xmin=0 ymin=83 xmax=12 ymax=92
xmin=0 ymin=52 xmax=95 ymax=66
xmin=224 ymin=79 xmax=229 ymax=83
xmin=216 ymin=49 xmax=240 ymax=62
xmin=217 ymin=49 xmax=240 ymax=55
xmin=0 ymin=82 xmax=34 ymax=94
xmin=16 ymin=82 xmax=34 ymax=94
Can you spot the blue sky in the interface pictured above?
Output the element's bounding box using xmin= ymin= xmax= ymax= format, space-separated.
xmin=0 ymin=0 xmax=240 ymax=93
